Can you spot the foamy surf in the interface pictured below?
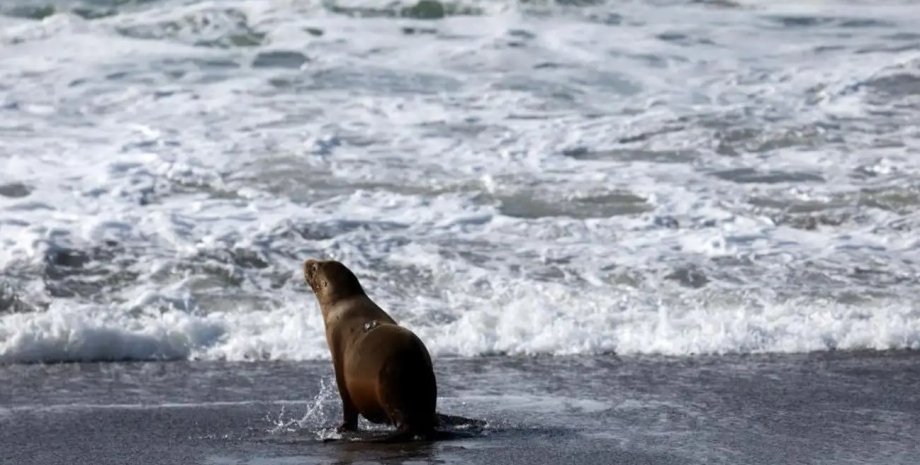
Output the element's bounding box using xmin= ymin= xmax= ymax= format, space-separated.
xmin=3 ymin=0 xmax=920 ymax=363
xmin=3 ymin=282 xmax=919 ymax=363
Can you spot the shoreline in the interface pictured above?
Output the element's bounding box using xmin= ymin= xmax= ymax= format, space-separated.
xmin=3 ymin=350 xmax=919 ymax=465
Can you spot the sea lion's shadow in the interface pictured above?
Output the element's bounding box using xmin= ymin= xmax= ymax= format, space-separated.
xmin=332 ymin=429 xmax=481 ymax=444
xmin=319 ymin=424 xmax=576 ymax=465
xmin=259 ymin=421 xmax=576 ymax=465
xmin=329 ymin=417 xmax=490 ymax=444
xmin=261 ymin=415 xmax=491 ymax=445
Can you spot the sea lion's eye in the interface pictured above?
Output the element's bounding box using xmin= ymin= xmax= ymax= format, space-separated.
xmin=322 ymin=280 xmax=328 ymax=288
xmin=312 ymin=264 xmax=318 ymax=272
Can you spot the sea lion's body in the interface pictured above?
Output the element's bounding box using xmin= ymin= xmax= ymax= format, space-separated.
xmin=305 ymin=259 xmax=437 ymax=441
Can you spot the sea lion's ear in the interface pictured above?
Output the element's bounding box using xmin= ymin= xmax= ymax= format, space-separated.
xmin=322 ymin=280 xmax=329 ymax=288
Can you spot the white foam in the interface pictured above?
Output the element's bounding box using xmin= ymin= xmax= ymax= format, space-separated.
xmin=3 ymin=0 xmax=920 ymax=363
xmin=0 ymin=296 xmax=329 ymax=363
xmin=3 ymin=278 xmax=919 ymax=363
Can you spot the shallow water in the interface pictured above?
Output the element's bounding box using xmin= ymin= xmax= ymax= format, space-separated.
xmin=2 ymin=352 xmax=919 ymax=464
xmin=2 ymin=0 xmax=920 ymax=363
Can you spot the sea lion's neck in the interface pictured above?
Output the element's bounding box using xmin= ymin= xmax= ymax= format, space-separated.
xmin=319 ymin=292 xmax=367 ymax=318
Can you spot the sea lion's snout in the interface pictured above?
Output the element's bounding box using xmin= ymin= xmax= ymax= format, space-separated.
xmin=303 ymin=259 xmax=320 ymax=287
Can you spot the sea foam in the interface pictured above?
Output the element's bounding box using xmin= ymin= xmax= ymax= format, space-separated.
xmin=3 ymin=281 xmax=919 ymax=363
xmin=3 ymin=0 xmax=920 ymax=363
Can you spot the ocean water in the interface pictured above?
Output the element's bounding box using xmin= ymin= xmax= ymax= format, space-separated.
xmin=2 ymin=0 xmax=920 ymax=364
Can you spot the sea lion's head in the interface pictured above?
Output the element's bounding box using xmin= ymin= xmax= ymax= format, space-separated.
xmin=304 ymin=259 xmax=365 ymax=305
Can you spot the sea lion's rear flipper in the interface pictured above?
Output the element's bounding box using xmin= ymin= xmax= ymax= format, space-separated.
xmin=368 ymin=425 xmax=423 ymax=443
xmin=435 ymin=413 xmax=486 ymax=428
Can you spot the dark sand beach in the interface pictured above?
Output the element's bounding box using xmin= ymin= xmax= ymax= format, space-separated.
xmin=3 ymin=351 xmax=919 ymax=465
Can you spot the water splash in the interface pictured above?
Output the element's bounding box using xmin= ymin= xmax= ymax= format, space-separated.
xmin=266 ymin=376 xmax=340 ymax=440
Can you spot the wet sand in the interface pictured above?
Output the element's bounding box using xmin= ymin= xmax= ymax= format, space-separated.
xmin=2 ymin=351 xmax=919 ymax=464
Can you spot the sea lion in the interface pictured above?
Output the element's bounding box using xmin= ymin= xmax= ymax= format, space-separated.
xmin=304 ymin=259 xmax=437 ymax=441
